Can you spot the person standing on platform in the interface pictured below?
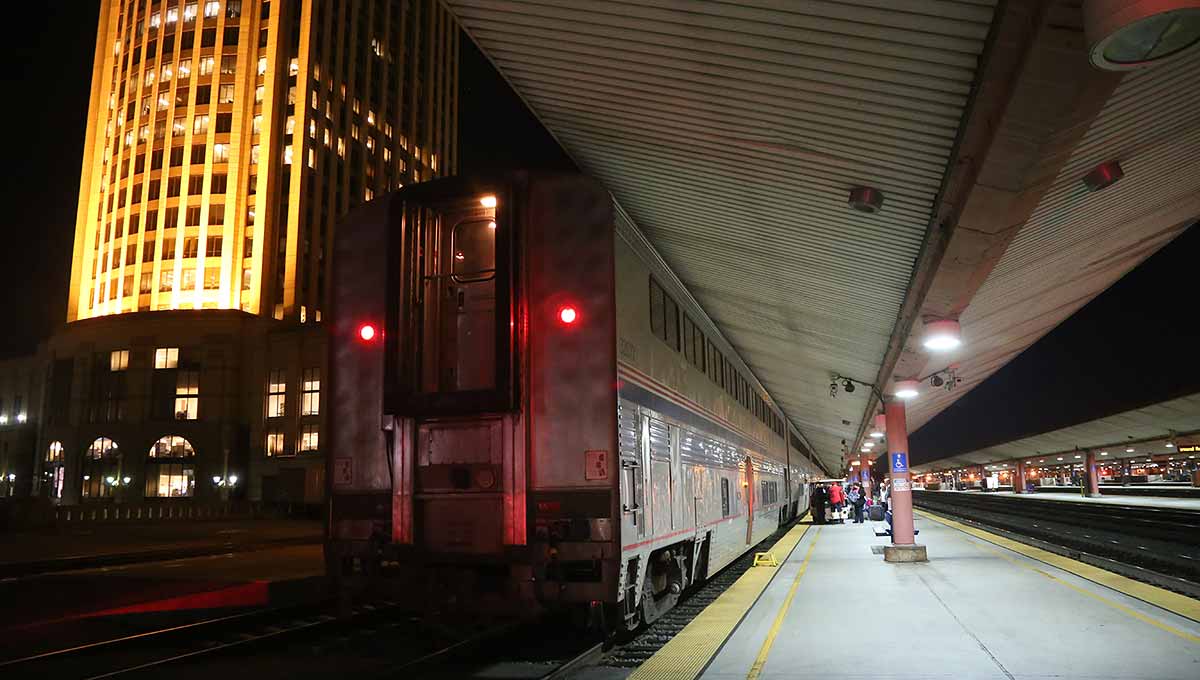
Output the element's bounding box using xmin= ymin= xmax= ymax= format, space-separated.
xmin=828 ymin=481 xmax=845 ymax=523
xmin=811 ymin=483 xmax=828 ymax=524
xmin=849 ymin=483 xmax=866 ymax=523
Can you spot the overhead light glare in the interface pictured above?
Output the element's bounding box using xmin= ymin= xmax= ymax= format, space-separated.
xmin=480 ymin=195 xmax=497 ymax=208
xmin=893 ymin=379 xmax=920 ymax=400
xmin=921 ymin=319 xmax=962 ymax=352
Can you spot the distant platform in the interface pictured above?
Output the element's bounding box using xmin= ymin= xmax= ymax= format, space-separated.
xmin=631 ymin=514 xmax=1200 ymax=680
xmin=929 ymin=488 xmax=1200 ymax=511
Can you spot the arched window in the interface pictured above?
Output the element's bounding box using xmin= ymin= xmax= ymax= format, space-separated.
xmin=81 ymin=437 xmax=122 ymax=499
xmin=145 ymin=435 xmax=196 ymax=497
xmin=44 ymin=441 xmax=65 ymax=499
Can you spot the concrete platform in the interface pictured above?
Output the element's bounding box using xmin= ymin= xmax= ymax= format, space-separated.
xmin=640 ymin=514 xmax=1199 ymax=680
xmin=931 ymin=488 xmax=1200 ymax=510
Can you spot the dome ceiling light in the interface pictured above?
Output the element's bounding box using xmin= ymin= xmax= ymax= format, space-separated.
xmin=1082 ymin=160 xmax=1125 ymax=191
xmin=921 ymin=319 xmax=962 ymax=352
xmin=848 ymin=186 xmax=884 ymax=213
xmin=1085 ymin=0 xmax=1200 ymax=71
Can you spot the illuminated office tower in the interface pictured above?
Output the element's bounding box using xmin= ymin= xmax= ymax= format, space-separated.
xmin=70 ymin=0 xmax=458 ymax=321
xmin=23 ymin=0 xmax=457 ymax=508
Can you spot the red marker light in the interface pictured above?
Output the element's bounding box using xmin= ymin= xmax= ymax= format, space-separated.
xmin=558 ymin=306 xmax=578 ymax=325
xmin=358 ymin=324 xmax=377 ymax=341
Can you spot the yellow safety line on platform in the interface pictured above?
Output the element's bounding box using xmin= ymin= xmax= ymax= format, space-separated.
xmin=629 ymin=522 xmax=811 ymax=680
xmin=745 ymin=528 xmax=821 ymax=680
xmin=918 ymin=510 xmax=1200 ymax=643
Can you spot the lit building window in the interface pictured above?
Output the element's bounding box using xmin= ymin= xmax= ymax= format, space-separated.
xmin=166 ymin=7 xmax=179 ymax=24
xmin=146 ymin=435 xmax=195 ymax=497
xmin=220 ymin=55 xmax=237 ymax=76
xmin=301 ymin=367 xmax=320 ymax=416
xmin=178 ymin=60 xmax=191 ymax=80
xmin=285 ymin=116 xmax=295 ymax=135
xmin=257 ymin=57 xmax=267 ymax=76
xmin=81 ymin=437 xmax=121 ymax=499
xmin=218 ymin=84 xmax=235 ymax=104
xmin=289 ymin=58 xmax=299 ymax=76
xmin=266 ymin=369 xmax=286 ymax=418
xmin=175 ymin=371 xmax=199 ymax=420
xmin=367 ymin=110 xmax=375 ymax=125
xmin=283 ymin=145 xmax=293 ymax=165
xmin=250 ymin=144 xmax=260 ymax=164
xmin=337 ymin=138 xmax=345 ymax=157
xmin=110 ymin=349 xmax=130 ymax=371
xmin=255 ymin=85 xmax=264 ymax=103
xmin=199 ymin=56 xmax=215 ymax=76
xmin=213 ymin=143 xmax=229 ymax=162
xmin=161 ymin=64 xmax=173 ymax=82
xmin=155 ymin=347 xmax=180 ymax=369
xmin=266 ymin=431 xmax=286 ymax=457
xmin=184 ymin=1 xmax=198 ymax=23
xmin=44 ymin=441 xmax=65 ymax=500
xmin=193 ymin=114 xmax=209 ymax=134
xmin=204 ymin=1 xmax=220 ymax=19
xmin=308 ymin=119 xmax=316 ymax=139
xmin=159 ymin=269 xmax=175 ymax=292
xmin=204 ymin=267 xmax=220 ymax=290
xmin=253 ymin=114 xmax=262 ymax=135
xmin=299 ymin=424 xmax=319 ymax=453
xmin=181 ymin=268 xmax=196 ymax=290
xmin=150 ymin=11 xmax=161 ymax=29
xmin=351 ymin=124 xmax=359 ymax=140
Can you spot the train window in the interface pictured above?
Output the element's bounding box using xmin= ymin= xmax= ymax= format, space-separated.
xmin=451 ymin=219 xmax=496 ymax=281
xmin=682 ymin=315 xmax=694 ymax=365
xmin=649 ymin=277 xmax=681 ymax=351
xmin=720 ymin=477 xmax=730 ymax=516
xmin=664 ymin=295 xmax=680 ymax=351
xmin=650 ymin=278 xmax=665 ymax=339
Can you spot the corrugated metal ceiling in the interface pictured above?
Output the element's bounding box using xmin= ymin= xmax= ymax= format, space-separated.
xmin=445 ymin=0 xmax=998 ymax=471
xmin=911 ymin=393 xmax=1200 ymax=472
xmin=906 ymin=49 xmax=1200 ymax=435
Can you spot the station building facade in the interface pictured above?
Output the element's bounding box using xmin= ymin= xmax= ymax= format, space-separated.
xmin=4 ymin=0 xmax=458 ymax=512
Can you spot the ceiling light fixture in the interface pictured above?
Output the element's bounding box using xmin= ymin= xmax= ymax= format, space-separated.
xmin=922 ymin=319 xmax=962 ymax=352
xmin=1084 ymin=0 xmax=1200 ymax=71
xmin=893 ymin=379 xmax=920 ymax=400
xmin=848 ymin=186 xmax=885 ymax=213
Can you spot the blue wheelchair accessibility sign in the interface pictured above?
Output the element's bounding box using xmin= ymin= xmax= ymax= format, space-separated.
xmin=891 ymin=452 xmax=908 ymax=473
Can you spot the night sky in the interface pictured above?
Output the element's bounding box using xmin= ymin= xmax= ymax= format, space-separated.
xmin=3 ymin=9 xmax=1195 ymax=466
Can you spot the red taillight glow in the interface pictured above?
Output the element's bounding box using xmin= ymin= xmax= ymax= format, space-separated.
xmin=358 ymin=324 xmax=377 ymax=342
xmin=558 ymin=306 xmax=578 ymax=325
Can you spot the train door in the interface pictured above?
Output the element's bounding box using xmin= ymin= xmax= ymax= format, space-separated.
xmin=422 ymin=215 xmax=497 ymax=391
xmin=744 ymin=457 xmax=755 ymax=545
xmin=619 ymin=402 xmax=645 ymax=541
xmin=647 ymin=417 xmax=673 ymax=537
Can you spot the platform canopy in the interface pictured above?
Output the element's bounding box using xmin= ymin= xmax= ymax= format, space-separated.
xmin=910 ymin=392 xmax=1200 ymax=473
xmin=445 ymin=0 xmax=1200 ymax=474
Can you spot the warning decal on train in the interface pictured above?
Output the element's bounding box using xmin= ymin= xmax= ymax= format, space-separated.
xmin=585 ymin=450 xmax=609 ymax=481
xmin=333 ymin=457 xmax=354 ymax=487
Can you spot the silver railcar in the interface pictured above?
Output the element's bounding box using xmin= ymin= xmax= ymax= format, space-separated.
xmin=327 ymin=173 xmax=824 ymax=631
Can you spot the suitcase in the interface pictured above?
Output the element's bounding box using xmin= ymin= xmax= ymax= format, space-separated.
xmin=869 ymin=505 xmax=885 ymax=522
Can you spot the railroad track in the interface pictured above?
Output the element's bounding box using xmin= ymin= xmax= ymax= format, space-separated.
xmin=602 ymin=520 xmax=801 ymax=669
xmin=912 ymin=491 xmax=1200 ymax=592
xmin=0 ymin=599 xmax=597 ymax=680
xmin=913 ymin=491 xmax=1200 ymax=545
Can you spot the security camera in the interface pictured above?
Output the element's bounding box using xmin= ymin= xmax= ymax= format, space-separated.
xmin=930 ymin=374 xmax=944 ymax=387
xmin=842 ymin=379 xmax=855 ymax=393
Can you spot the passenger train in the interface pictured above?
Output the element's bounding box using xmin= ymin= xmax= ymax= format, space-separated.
xmin=326 ymin=173 xmax=825 ymax=631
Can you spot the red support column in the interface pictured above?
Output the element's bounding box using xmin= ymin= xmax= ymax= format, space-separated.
xmin=1085 ymin=449 xmax=1101 ymax=497
xmin=883 ymin=399 xmax=925 ymax=561
xmin=1014 ymin=461 xmax=1027 ymax=494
